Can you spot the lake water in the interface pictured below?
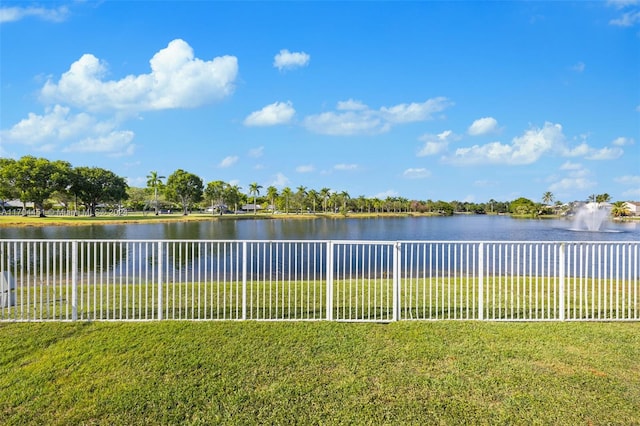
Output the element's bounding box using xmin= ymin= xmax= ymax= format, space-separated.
xmin=1 ymin=215 xmax=638 ymax=241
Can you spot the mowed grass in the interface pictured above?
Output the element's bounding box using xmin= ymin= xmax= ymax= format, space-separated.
xmin=0 ymin=322 xmax=639 ymax=425
xmin=8 ymin=276 xmax=637 ymax=322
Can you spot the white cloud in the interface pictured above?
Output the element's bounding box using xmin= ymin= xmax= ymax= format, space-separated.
xmin=585 ymin=146 xmax=623 ymax=160
xmin=374 ymin=190 xmax=399 ymax=199
xmin=571 ymin=62 xmax=586 ymax=73
xmin=271 ymin=172 xmax=290 ymax=188
xmin=379 ymin=98 xmax=452 ymax=124
xmin=243 ymin=101 xmax=295 ymax=126
xmin=0 ymin=104 xmax=135 ymax=156
xmin=622 ymin=188 xmax=640 ymax=197
xmin=449 ymin=122 xmax=565 ymax=165
xmin=610 ymin=10 xmax=640 ymax=26
xmin=564 ymin=143 xmax=591 ymax=157
xmin=612 ymin=136 xmax=634 ymax=146
xmin=219 ymin=156 xmax=238 ymax=168
xmin=468 ymin=117 xmax=499 ymax=136
xmin=40 ymin=39 xmax=238 ymax=113
xmin=607 ymin=0 xmax=640 ymax=26
xmin=334 ymin=163 xmax=358 ymax=171
xmin=402 ymin=168 xmax=431 ymax=179
xmin=63 ymin=131 xmax=135 ymax=157
xmin=608 ymin=0 xmax=640 ymax=9
xmin=417 ymin=130 xmax=459 ymax=157
xmin=337 ymin=99 xmax=368 ymax=111
xmin=303 ymin=110 xmax=384 ymax=136
xmin=296 ymin=165 xmax=315 ymax=173
xmin=0 ymin=5 xmax=69 ymax=23
xmin=560 ymin=161 xmax=582 ymax=171
xmin=303 ymin=97 xmax=452 ymax=136
xmin=548 ymin=162 xmax=596 ymax=195
xmin=273 ymin=49 xmax=310 ymax=71
xmin=615 ymin=175 xmax=640 ymax=185
xmin=248 ymin=146 xmax=264 ymax=157
xmin=549 ymin=177 xmax=596 ymax=193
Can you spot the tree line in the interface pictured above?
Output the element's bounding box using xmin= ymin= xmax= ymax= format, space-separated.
xmin=0 ymin=156 xmax=632 ymax=217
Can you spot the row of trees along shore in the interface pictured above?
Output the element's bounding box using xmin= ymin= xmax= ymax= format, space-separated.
xmin=0 ymin=156 xmax=633 ymax=218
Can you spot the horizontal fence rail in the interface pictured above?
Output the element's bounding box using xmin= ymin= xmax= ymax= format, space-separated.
xmin=0 ymin=240 xmax=638 ymax=322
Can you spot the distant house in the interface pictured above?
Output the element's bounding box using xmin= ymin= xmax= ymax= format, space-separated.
xmin=0 ymin=200 xmax=33 ymax=210
xmin=241 ymin=204 xmax=263 ymax=212
xmin=623 ymin=201 xmax=640 ymax=216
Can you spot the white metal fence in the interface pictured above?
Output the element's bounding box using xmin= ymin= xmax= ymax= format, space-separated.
xmin=0 ymin=240 xmax=638 ymax=322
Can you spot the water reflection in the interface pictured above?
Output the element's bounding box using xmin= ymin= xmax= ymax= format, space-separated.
xmin=0 ymin=215 xmax=638 ymax=241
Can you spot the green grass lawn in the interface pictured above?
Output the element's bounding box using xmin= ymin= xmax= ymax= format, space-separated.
xmin=0 ymin=321 xmax=638 ymax=425
xmin=6 ymin=275 xmax=636 ymax=322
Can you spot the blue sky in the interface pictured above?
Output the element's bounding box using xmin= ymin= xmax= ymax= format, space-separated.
xmin=1 ymin=1 xmax=639 ymax=204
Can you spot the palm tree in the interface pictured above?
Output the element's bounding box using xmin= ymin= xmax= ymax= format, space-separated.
xmin=204 ymin=180 xmax=225 ymax=215
xmin=340 ymin=190 xmax=350 ymax=213
xmin=281 ymin=187 xmax=293 ymax=214
xmin=542 ymin=191 xmax=554 ymax=206
xmin=611 ymin=201 xmax=630 ymax=218
xmin=307 ymin=189 xmax=319 ymax=213
xmin=248 ymin=182 xmax=262 ymax=216
xmin=356 ymin=195 xmax=367 ymax=213
xmin=296 ymin=185 xmax=307 ymax=213
xmin=224 ymin=184 xmax=243 ymax=213
xmin=319 ymin=187 xmax=331 ymax=213
xmin=266 ymin=186 xmax=278 ymax=213
xmin=146 ymin=171 xmax=165 ymax=215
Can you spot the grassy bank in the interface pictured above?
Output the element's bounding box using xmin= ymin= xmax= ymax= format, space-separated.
xmin=0 ymin=211 xmax=435 ymax=228
xmin=0 ymin=321 xmax=638 ymax=425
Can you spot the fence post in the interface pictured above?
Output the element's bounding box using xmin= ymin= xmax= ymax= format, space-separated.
xmin=326 ymin=241 xmax=334 ymax=321
xmin=71 ymin=240 xmax=78 ymax=321
xmin=393 ymin=242 xmax=401 ymax=321
xmin=157 ymin=241 xmax=163 ymax=320
xmin=478 ymin=242 xmax=484 ymax=321
xmin=242 ymin=241 xmax=247 ymax=320
xmin=559 ymin=243 xmax=565 ymax=321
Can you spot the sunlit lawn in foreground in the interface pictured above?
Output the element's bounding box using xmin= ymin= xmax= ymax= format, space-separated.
xmin=0 ymin=321 xmax=638 ymax=425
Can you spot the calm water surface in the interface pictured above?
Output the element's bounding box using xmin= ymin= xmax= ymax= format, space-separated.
xmin=1 ymin=215 xmax=638 ymax=241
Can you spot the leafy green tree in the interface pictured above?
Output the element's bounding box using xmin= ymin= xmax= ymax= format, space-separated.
xmin=509 ymin=197 xmax=536 ymax=216
xmin=542 ymin=191 xmax=554 ymax=206
xmin=8 ymin=156 xmax=72 ymax=217
xmin=596 ymin=193 xmax=611 ymax=204
xmin=146 ymin=171 xmax=166 ymax=215
xmin=372 ymin=197 xmax=383 ymax=213
xmin=224 ymin=184 xmax=243 ymax=212
xmin=0 ymin=158 xmax=18 ymax=213
xmin=164 ymin=169 xmax=203 ymax=215
xmin=50 ymin=189 xmax=75 ymax=211
xmin=71 ymin=166 xmax=128 ymax=216
xmin=204 ymin=180 xmax=226 ymax=215
xmin=125 ymin=187 xmax=148 ymax=211
xmin=433 ymin=200 xmax=454 ymax=216
xmin=248 ymin=182 xmax=263 ymax=215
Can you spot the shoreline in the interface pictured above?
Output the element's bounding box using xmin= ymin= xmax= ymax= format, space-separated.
xmin=0 ymin=211 xmax=440 ymax=227
xmin=1 ymin=212 xmax=636 ymax=228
